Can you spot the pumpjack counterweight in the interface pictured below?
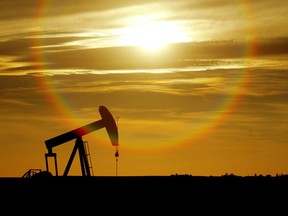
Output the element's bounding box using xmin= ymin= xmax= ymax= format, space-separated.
xmin=44 ymin=105 xmax=119 ymax=176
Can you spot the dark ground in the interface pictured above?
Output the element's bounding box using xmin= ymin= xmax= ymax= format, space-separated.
xmin=1 ymin=174 xmax=287 ymax=214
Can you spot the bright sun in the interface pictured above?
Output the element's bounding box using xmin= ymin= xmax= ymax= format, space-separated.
xmin=119 ymin=21 xmax=190 ymax=51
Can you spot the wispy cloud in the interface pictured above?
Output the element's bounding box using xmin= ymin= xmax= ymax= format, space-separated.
xmin=2 ymin=36 xmax=288 ymax=76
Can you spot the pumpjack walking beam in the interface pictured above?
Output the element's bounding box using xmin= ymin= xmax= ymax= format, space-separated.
xmin=44 ymin=105 xmax=119 ymax=176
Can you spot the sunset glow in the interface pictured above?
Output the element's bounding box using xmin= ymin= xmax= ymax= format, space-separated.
xmin=118 ymin=21 xmax=190 ymax=51
xmin=1 ymin=0 xmax=288 ymax=178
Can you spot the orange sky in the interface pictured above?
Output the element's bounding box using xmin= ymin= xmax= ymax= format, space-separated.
xmin=0 ymin=0 xmax=288 ymax=177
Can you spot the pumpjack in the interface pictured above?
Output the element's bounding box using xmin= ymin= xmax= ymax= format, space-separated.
xmin=44 ymin=105 xmax=119 ymax=177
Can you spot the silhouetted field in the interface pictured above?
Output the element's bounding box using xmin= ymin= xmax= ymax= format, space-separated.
xmin=1 ymin=175 xmax=287 ymax=213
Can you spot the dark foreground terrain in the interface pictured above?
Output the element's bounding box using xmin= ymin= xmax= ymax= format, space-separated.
xmin=1 ymin=174 xmax=287 ymax=213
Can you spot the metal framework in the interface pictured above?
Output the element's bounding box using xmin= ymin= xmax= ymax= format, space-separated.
xmin=44 ymin=106 xmax=119 ymax=176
